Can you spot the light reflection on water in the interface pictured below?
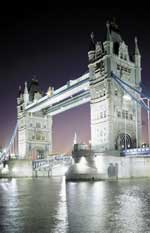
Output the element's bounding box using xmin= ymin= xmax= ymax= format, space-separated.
xmin=0 ymin=178 xmax=150 ymax=232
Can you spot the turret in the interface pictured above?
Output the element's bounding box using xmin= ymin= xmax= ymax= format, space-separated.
xmin=134 ymin=37 xmax=141 ymax=66
xmin=88 ymin=32 xmax=96 ymax=62
xmin=24 ymin=82 xmax=29 ymax=106
xmin=103 ymin=21 xmax=113 ymax=55
xmin=134 ymin=37 xmax=141 ymax=85
xmin=47 ymin=86 xmax=54 ymax=97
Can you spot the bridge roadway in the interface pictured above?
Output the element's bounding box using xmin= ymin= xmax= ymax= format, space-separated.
xmin=25 ymin=73 xmax=90 ymax=114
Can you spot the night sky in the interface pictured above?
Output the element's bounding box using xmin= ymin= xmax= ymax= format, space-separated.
xmin=0 ymin=7 xmax=150 ymax=153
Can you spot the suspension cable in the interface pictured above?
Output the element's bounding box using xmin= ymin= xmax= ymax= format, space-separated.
xmin=111 ymin=73 xmax=150 ymax=112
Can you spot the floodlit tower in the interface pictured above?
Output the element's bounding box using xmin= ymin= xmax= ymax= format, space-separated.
xmin=17 ymin=79 xmax=52 ymax=159
xmin=89 ymin=20 xmax=141 ymax=152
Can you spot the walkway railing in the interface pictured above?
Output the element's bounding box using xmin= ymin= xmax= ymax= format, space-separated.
xmin=120 ymin=147 xmax=150 ymax=157
xmin=32 ymin=156 xmax=72 ymax=170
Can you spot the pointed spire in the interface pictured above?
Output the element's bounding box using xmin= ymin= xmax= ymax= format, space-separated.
xmin=73 ymin=132 xmax=77 ymax=145
xmin=24 ymin=81 xmax=29 ymax=105
xmin=18 ymin=85 xmax=22 ymax=96
xmin=91 ymin=32 xmax=94 ymax=42
xmin=24 ymin=81 xmax=28 ymax=94
xmin=106 ymin=20 xmax=112 ymax=41
xmin=47 ymin=86 xmax=52 ymax=97
xmin=89 ymin=32 xmax=96 ymax=51
xmin=135 ymin=36 xmax=140 ymax=55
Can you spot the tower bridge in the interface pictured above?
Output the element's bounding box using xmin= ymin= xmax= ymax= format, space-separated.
xmin=1 ymin=20 xmax=149 ymax=165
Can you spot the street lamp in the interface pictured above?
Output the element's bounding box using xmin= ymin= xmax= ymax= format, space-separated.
xmin=123 ymin=94 xmax=131 ymax=151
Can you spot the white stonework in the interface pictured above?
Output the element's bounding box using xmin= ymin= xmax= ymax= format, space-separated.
xmin=17 ymin=81 xmax=52 ymax=159
xmin=88 ymin=21 xmax=141 ymax=152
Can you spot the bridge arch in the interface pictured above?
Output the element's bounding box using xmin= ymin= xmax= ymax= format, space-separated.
xmin=31 ymin=147 xmax=45 ymax=160
xmin=115 ymin=133 xmax=133 ymax=150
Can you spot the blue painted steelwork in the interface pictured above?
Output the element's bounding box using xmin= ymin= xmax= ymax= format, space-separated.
xmin=111 ymin=72 xmax=150 ymax=111
xmin=121 ymin=147 xmax=150 ymax=157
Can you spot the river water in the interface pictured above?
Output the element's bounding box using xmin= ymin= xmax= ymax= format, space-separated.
xmin=0 ymin=177 xmax=150 ymax=233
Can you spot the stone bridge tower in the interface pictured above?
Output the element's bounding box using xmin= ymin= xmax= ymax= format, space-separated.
xmin=89 ymin=20 xmax=141 ymax=152
xmin=17 ymin=79 xmax=52 ymax=159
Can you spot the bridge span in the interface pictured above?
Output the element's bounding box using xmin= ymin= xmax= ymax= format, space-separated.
xmin=26 ymin=72 xmax=90 ymax=115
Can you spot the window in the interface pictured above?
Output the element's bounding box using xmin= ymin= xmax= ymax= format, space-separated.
xmin=130 ymin=114 xmax=133 ymax=120
xmin=115 ymin=89 xmax=118 ymax=96
xmin=125 ymin=111 xmax=128 ymax=119
xmin=104 ymin=111 xmax=106 ymax=117
xmin=42 ymin=136 xmax=45 ymax=140
xmin=36 ymin=122 xmax=41 ymax=128
xmin=117 ymin=64 xmax=120 ymax=70
xmin=29 ymin=144 xmax=31 ymax=150
xmin=113 ymin=42 xmax=119 ymax=55
xmin=36 ymin=133 xmax=41 ymax=140
xmin=117 ymin=111 xmax=121 ymax=117
xmin=30 ymin=123 xmax=32 ymax=127
xmin=122 ymin=110 xmax=125 ymax=119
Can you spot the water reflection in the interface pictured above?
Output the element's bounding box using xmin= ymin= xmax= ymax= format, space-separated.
xmin=52 ymin=176 xmax=69 ymax=233
xmin=66 ymin=180 xmax=150 ymax=233
xmin=0 ymin=178 xmax=150 ymax=232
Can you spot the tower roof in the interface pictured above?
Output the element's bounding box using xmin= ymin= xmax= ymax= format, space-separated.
xmin=107 ymin=18 xmax=122 ymax=43
xmin=28 ymin=78 xmax=43 ymax=101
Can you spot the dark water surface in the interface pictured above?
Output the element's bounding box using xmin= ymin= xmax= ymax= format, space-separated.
xmin=0 ymin=177 xmax=150 ymax=233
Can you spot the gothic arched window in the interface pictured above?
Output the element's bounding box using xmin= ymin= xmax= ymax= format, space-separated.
xmin=113 ymin=42 xmax=119 ymax=55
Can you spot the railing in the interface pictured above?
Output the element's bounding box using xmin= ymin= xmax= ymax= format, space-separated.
xmin=32 ymin=156 xmax=72 ymax=170
xmin=120 ymin=147 xmax=150 ymax=157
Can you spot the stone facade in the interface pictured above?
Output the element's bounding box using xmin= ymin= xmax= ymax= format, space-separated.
xmin=88 ymin=21 xmax=141 ymax=152
xmin=17 ymin=80 xmax=52 ymax=159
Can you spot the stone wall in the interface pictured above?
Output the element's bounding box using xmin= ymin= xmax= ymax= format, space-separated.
xmin=0 ymin=160 xmax=32 ymax=178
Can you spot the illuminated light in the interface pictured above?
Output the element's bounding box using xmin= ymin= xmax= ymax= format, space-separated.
xmin=95 ymin=156 xmax=104 ymax=173
xmin=79 ymin=157 xmax=87 ymax=168
xmin=3 ymin=149 xmax=6 ymax=153
xmin=123 ymin=94 xmax=131 ymax=101
xmin=2 ymin=164 xmax=9 ymax=174
xmin=12 ymin=167 xmax=18 ymax=173
xmin=47 ymin=86 xmax=52 ymax=97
